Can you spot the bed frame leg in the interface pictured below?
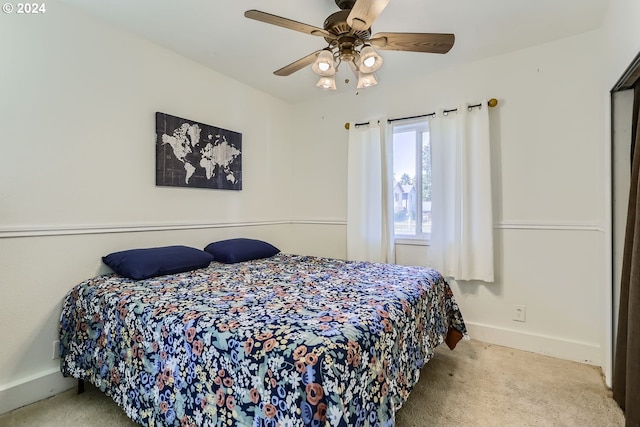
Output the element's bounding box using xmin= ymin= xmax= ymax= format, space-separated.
xmin=77 ymin=379 xmax=85 ymax=394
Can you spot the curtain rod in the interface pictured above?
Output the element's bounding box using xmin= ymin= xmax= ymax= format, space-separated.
xmin=348 ymin=98 xmax=499 ymax=129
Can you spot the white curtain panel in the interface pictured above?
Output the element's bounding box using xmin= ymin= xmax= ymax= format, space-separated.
xmin=347 ymin=121 xmax=395 ymax=263
xmin=430 ymin=103 xmax=495 ymax=282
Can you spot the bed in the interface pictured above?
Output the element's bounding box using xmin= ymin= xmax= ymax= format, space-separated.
xmin=59 ymin=249 xmax=467 ymax=427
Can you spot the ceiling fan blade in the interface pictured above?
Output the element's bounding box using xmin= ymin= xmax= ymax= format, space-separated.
xmin=244 ymin=10 xmax=336 ymax=40
xmin=347 ymin=0 xmax=389 ymax=31
xmin=369 ymin=32 xmax=455 ymax=54
xmin=274 ymin=51 xmax=322 ymax=76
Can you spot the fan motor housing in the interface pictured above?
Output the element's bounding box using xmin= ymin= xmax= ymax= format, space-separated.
xmin=323 ymin=10 xmax=371 ymax=41
xmin=335 ymin=0 xmax=356 ymax=10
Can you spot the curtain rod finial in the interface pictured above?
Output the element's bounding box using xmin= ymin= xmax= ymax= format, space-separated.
xmin=488 ymin=98 xmax=498 ymax=108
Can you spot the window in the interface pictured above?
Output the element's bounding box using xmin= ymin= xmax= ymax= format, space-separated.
xmin=392 ymin=120 xmax=431 ymax=240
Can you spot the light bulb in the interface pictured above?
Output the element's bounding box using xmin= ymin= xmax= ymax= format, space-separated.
xmin=363 ymin=56 xmax=376 ymax=68
xmin=318 ymin=62 xmax=330 ymax=72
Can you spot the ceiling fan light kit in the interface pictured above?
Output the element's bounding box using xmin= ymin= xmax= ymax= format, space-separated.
xmin=244 ymin=0 xmax=454 ymax=91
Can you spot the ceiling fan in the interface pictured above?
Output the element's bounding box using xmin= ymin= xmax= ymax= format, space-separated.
xmin=244 ymin=0 xmax=455 ymax=90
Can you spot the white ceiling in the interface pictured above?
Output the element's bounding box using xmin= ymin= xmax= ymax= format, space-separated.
xmin=60 ymin=0 xmax=610 ymax=104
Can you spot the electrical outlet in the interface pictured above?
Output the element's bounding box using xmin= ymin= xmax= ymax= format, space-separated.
xmin=52 ymin=340 xmax=60 ymax=359
xmin=512 ymin=305 xmax=526 ymax=322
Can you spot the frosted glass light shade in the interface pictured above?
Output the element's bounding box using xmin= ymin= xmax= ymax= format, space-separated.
xmin=357 ymin=72 xmax=378 ymax=88
xmin=358 ymin=46 xmax=383 ymax=73
xmin=312 ymin=50 xmax=336 ymax=76
xmin=316 ymin=75 xmax=337 ymax=90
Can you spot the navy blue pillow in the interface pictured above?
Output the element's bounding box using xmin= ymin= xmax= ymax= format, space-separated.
xmin=102 ymin=245 xmax=214 ymax=280
xmin=204 ymin=238 xmax=280 ymax=264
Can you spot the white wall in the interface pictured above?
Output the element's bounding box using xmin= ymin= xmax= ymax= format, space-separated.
xmin=291 ymin=30 xmax=607 ymax=365
xmin=0 ymin=6 xmax=295 ymax=228
xmin=0 ymin=3 xmax=299 ymax=413
xmin=603 ymin=0 xmax=640 ymax=88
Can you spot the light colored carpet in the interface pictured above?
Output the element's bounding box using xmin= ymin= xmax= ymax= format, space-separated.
xmin=396 ymin=339 xmax=623 ymax=427
xmin=0 ymin=339 xmax=624 ymax=427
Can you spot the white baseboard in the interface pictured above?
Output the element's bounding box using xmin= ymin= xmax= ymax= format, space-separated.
xmin=465 ymin=322 xmax=602 ymax=366
xmin=0 ymin=368 xmax=75 ymax=415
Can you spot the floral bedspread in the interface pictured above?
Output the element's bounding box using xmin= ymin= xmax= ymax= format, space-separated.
xmin=60 ymin=254 xmax=466 ymax=427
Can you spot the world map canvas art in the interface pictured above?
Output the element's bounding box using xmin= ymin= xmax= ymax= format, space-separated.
xmin=155 ymin=112 xmax=242 ymax=190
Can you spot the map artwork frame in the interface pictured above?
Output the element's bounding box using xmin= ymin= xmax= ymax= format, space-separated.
xmin=155 ymin=112 xmax=242 ymax=190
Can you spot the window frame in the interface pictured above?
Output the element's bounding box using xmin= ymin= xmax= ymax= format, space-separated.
xmin=391 ymin=119 xmax=431 ymax=244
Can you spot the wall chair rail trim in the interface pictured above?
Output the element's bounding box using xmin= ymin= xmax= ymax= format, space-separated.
xmin=495 ymin=221 xmax=603 ymax=232
xmin=0 ymin=219 xmax=348 ymax=238
xmin=0 ymin=220 xmax=599 ymax=238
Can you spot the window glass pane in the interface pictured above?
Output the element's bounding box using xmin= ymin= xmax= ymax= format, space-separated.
xmin=421 ymin=131 xmax=432 ymax=234
xmin=393 ymin=131 xmax=416 ymax=235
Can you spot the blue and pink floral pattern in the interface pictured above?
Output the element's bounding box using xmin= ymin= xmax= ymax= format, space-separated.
xmin=60 ymin=254 xmax=466 ymax=426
